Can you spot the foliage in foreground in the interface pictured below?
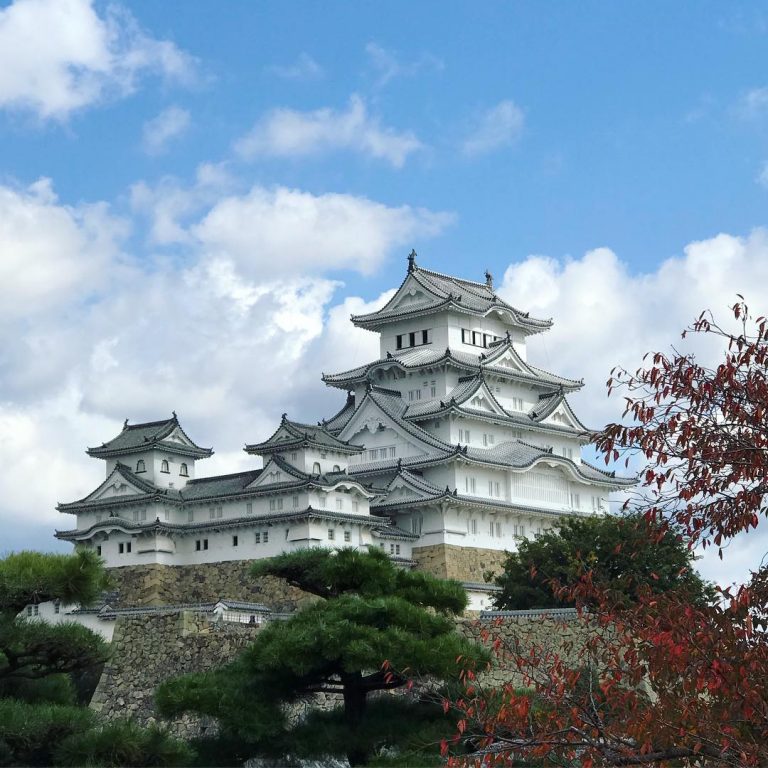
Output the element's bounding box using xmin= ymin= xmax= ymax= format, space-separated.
xmin=0 ymin=550 xmax=189 ymax=767
xmin=55 ymin=720 xmax=194 ymax=767
xmin=491 ymin=511 xmax=714 ymax=611
xmin=158 ymin=547 xmax=488 ymax=766
xmin=446 ymin=300 xmax=768 ymax=766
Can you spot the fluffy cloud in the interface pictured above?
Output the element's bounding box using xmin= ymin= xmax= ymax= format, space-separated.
xmin=497 ymin=231 xmax=768 ymax=584
xmin=192 ymin=185 xmax=454 ymax=276
xmin=234 ymin=95 xmax=423 ymax=167
xmin=462 ymin=100 xmax=525 ymax=156
xmin=0 ymin=0 xmax=196 ymax=119
xmin=0 ymin=176 xmax=450 ymax=551
xmin=0 ymin=178 xmax=124 ymax=319
xmin=142 ymin=105 xmax=191 ymax=154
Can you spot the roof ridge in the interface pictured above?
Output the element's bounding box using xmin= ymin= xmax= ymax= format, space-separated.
xmin=123 ymin=417 xmax=175 ymax=431
xmin=186 ymin=469 xmax=261 ymax=484
xmin=415 ymin=265 xmax=491 ymax=291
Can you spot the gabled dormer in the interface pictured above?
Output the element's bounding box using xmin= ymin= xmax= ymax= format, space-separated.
xmin=245 ymin=415 xmax=365 ymax=475
xmin=86 ymin=413 xmax=212 ymax=489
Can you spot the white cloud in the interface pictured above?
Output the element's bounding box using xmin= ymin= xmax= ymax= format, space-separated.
xmin=0 ymin=178 xmax=124 ymax=319
xmin=142 ymin=105 xmax=190 ymax=154
xmin=0 ymin=0 xmax=196 ymax=119
xmin=462 ymin=100 xmax=525 ymax=156
xmin=497 ymin=231 xmax=768 ymax=585
xmin=129 ymin=162 xmax=236 ymax=245
xmin=268 ymin=52 xmax=324 ymax=81
xmin=192 ymin=185 xmax=454 ymax=276
xmin=0 ymin=176 xmax=451 ymax=552
xmin=365 ymin=42 xmax=443 ymax=88
xmin=235 ymin=95 xmax=423 ymax=167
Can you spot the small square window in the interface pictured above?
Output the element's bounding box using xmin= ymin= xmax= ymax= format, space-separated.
xmin=255 ymin=532 xmax=261 ymax=544
xmin=292 ymin=494 xmax=299 ymax=508
xmin=54 ymin=601 xmax=60 ymax=614
xmin=344 ymin=530 xmax=351 ymax=542
xmin=263 ymin=530 xmax=269 ymax=543
xmin=328 ymin=529 xmax=335 ymax=540
xmin=336 ymin=498 xmax=343 ymax=510
xmin=395 ymin=544 xmax=400 ymax=555
xmin=246 ymin=502 xmax=253 ymax=514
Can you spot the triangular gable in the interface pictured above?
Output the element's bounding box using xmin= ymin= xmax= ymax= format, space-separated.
xmin=459 ymin=381 xmax=508 ymax=417
xmin=385 ymin=471 xmax=444 ymax=503
xmin=162 ymin=426 xmax=196 ymax=448
xmin=85 ymin=466 xmax=154 ymax=503
xmin=338 ymin=395 xmax=444 ymax=459
xmin=245 ymin=457 xmax=305 ymax=489
xmin=534 ymin=396 xmax=590 ymax=433
xmin=384 ymin=274 xmax=440 ymax=312
xmin=482 ymin=343 xmax=530 ymax=374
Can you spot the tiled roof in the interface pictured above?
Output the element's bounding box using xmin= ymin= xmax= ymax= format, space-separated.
xmin=55 ymin=507 xmax=395 ymax=541
xmin=87 ymin=414 xmax=213 ymax=459
xmin=323 ymin=340 xmax=582 ymax=392
xmin=56 ymin=463 xmax=180 ymax=512
xmin=370 ymin=524 xmax=420 ymax=540
xmin=322 ymin=393 xmax=356 ymax=433
xmin=245 ymin=415 xmax=364 ymax=455
xmin=181 ymin=470 xmax=263 ymax=499
xmin=351 ymin=259 xmax=551 ymax=333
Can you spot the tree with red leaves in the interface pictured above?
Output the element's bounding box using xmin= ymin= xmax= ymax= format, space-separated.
xmin=444 ymin=299 xmax=768 ymax=766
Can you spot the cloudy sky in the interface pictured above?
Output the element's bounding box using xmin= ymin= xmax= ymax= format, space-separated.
xmin=2 ymin=0 xmax=768 ymax=586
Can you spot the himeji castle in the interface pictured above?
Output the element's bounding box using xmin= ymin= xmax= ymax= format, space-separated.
xmin=56 ymin=253 xmax=633 ymax=606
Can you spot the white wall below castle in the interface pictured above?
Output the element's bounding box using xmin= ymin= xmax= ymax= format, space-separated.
xmin=83 ymin=518 xmax=386 ymax=568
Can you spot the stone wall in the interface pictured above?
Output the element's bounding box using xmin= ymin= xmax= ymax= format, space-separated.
xmin=412 ymin=544 xmax=507 ymax=582
xmin=91 ymin=611 xmax=339 ymax=738
xmin=90 ymin=611 xmax=256 ymax=737
xmin=458 ymin=613 xmax=600 ymax=688
xmin=106 ymin=561 xmax=315 ymax=611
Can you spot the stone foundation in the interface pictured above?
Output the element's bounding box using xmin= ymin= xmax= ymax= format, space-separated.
xmin=106 ymin=561 xmax=315 ymax=611
xmin=412 ymin=544 xmax=507 ymax=582
xmin=91 ymin=611 xmax=339 ymax=738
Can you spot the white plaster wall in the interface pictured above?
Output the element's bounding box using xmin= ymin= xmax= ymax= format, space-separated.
xmin=18 ymin=602 xmax=115 ymax=642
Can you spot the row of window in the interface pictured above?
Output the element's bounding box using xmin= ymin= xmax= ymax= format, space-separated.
xmin=317 ymin=495 xmax=360 ymax=512
xmin=465 ymin=520 xmax=525 ymax=538
xmin=396 ymin=329 xmax=432 ymax=350
xmin=364 ymin=446 xmax=396 ymax=460
xmin=458 ymin=429 xmax=497 ymax=446
xmin=461 ymin=329 xmax=502 ymax=348
xmin=136 ymin=459 xmax=188 ymax=476
xmin=327 ymin=529 xmax=352 ymax=542
xmin=379 ymin=542 xmax=402 ymax=555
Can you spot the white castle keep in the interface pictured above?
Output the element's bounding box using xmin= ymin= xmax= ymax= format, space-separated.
xmin=56 ymin=254 xmax=632 ymax=601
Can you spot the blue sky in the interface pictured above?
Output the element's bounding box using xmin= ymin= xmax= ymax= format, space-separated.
xmin=2 ymin=0 xmax=768 ymax=584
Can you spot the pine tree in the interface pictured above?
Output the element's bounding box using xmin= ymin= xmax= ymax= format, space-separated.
xmin=0 ymin=550 xmax=190 ymax=767
xmin=157 ymin=547 xmax=489 ymax=766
